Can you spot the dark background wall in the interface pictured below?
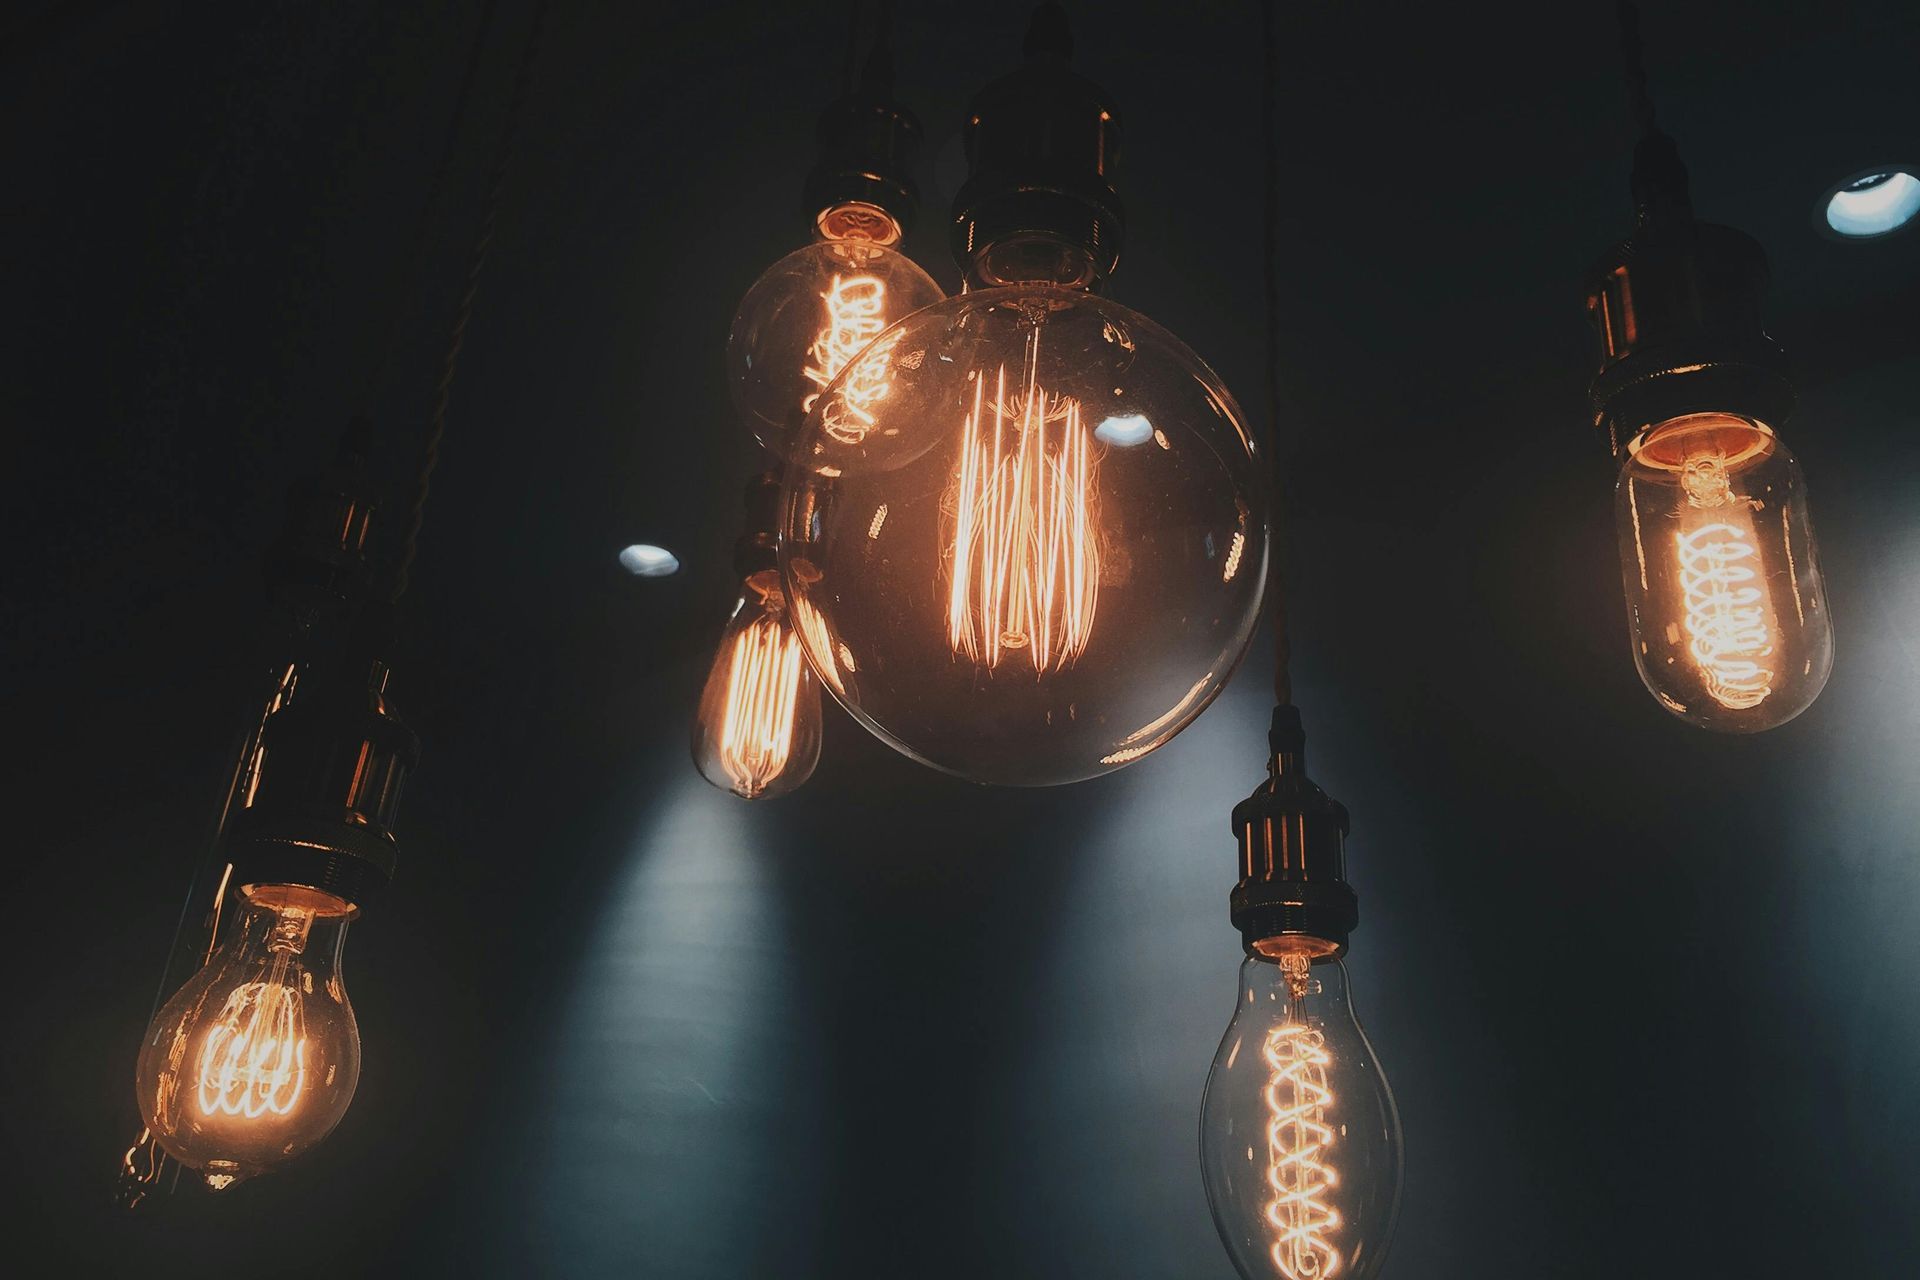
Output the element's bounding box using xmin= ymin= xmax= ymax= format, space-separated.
xmin=4 ymin=1 xmax=1918 ymax=1275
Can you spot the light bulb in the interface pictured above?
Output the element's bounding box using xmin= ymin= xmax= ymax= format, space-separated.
xmin=725 ymin=205 xmax=945 ymax=460
xmin=1202 ymin=950 xmax=1402 ymax=1280
xmin=779 ymin=287 xmax=1267 ymax=785
xmin=135 ymin=885 xmax=360 ymax=1189
xmin=1615 ymin=411 xmax=1832 ymax=730
xmin=692 ymin=568 xmax=823 ymax=799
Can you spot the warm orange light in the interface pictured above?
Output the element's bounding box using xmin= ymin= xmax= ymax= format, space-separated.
xmin=717 ymin=611 xmax=808 ymax=797
xmin=945 ymin=348 xmax=1100 ymax=673
xmin=803 ymin=273 xmax=908 ymax=450
xmin=1675 ymin=452 xmax=1775 ymax=710
xmin=194 ymin=907 xmax=313 ymax=1120
xmin=196 ymin=985 xmax=306 ymax=1119
xmin=1264 ymin=955 xmax=1342 ymax=1279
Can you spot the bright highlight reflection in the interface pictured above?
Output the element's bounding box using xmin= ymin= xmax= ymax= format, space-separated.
xmin=1095 ymin=413 xmax=1154 ymax=447
xmin=1825 ymin=170 xmax=1920 ymax=238
xmin=620 ymin=544 xmax=681 ymax=577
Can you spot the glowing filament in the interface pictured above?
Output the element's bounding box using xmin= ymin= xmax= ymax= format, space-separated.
xmin=945 ymin=350 xmax=1100 ymax=673
xmin=195 ymin=978 xmax=307 ymax=1120
xmin=718 ymin=612 xmax=807 ymax=796
xmin=1263 ymin=1019 xmax=1341 ymax=1279
xmin=1676 ymin=454 xmax=1774 ymax=710
xmin=802 ymin=273 xmax=906 ymax=448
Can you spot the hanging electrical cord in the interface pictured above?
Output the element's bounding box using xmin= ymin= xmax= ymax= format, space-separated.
xmin=388 ymin=0 xmax=551 ymax=602
xmin=1616 ymin=0 xmax=1655 ymax=139
xmin=119 ymin=1 xmax=551 ymax=1204
xmin=357 ymin=0 xmax=502 ymax=420
xmin=1259 ymin=0 xmax=1293 ymax=708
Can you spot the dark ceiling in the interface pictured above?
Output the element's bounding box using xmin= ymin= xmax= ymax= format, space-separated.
xmin=4 ymin=0 xmax=1919 ymax=1275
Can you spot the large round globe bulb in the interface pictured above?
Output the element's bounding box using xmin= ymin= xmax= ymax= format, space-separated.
xmin=779 ymin=285 xmax=1268 ymax=786
xmin=726 ymin=228 xmax=945 ymax=460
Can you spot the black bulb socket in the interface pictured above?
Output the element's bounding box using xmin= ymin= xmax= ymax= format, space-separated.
xmin=224 ymin=608 xmax=417 ymax=913
xmin=1585 ymin=129 xmax=1796 ymax=454
xmin=950 ymin=3 xmax=1124 ymax=287
xmin=1229 ymin=706 xmax=1359 ymax=958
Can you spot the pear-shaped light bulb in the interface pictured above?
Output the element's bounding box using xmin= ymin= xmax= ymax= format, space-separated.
xmin=135 ymin=885 xmax=360 ymax=1189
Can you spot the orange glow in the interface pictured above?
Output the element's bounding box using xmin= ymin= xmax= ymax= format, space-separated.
xmin=803 ymin=274 xmax=893 ymax=433
xmin=1676 ymin=453 xmax=1774 ymax=710
xmin=1264 ymin=956 xmax=1342 ymax=1279
xmin=718 ymin=612 xmax=808 ymax=797
xmin=194 ymin=908 xmax=313 ymax=1121
xmin=196 ymin=984 xmax=307 ymax=1120
xmin=945 ymin=347 xmax=1100 ymax=673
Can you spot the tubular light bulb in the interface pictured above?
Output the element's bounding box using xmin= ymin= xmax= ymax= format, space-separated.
xmin=692 ymin=569 xmax=823 ymax=799
xmin=780 ymin=288 xmax=1266 ymax=786
xmin=726 ymin=204 xmax=945 ymax=461
xmin=135 ymin=886 xmax=360 ymax=1189
xmin=1202 ymin=951 xmax=1401 ymax=1280
xmin=1615 ymin=412 xmax=1832 ymax=730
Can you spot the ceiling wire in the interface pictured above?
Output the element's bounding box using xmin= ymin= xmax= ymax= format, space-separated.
xmin=1259 ymin=0 xmax=1293 ymax=708
xmin=1616 ymin=0 xmax=1655 ymax=136
xmin=388 ymin=0 xmax=552 ymax=603
xmin=357 ymin=0 xmax=501 ymax=424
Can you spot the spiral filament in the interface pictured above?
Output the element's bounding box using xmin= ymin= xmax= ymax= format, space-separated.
xmin=718 ymin=611 xmax=808 ymax=797
xmin=945 ymin=349 xmax=1101 ymax=674
xmin=803 ymin=274 xmax=891 ymax=431
xmin=1264 ymin=958 xmax=1342 ymax=1279
xmin=1676 ymin=454 xmax=1774 ymax=710
xmin=194 ymin=915 xmax=312 ymax=1120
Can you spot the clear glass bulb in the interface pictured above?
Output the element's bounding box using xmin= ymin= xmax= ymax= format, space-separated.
xmin=1615 ymin=411 xmax=1833 ymax=731
xmin=779 ymin=285 xmax=1267 ymax=786
xmin=135 ymin=885 xmax=360 ymax=1189
xmin=692 ymin=569 xmax=824 ymax=799
xmin=1202 ymin=951 xmax=1402 ymax=1280
xmin=726 ymin=203 xmax=945 ymax=460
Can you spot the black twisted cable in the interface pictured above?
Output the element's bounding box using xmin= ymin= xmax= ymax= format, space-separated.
xmin=1617 ymin=0 xmax=1655 ymax=136
xmin=1259 ymin=0 xmax=1292 ymax=708
xmin=388 ymin=0 xmax=551 ymax=602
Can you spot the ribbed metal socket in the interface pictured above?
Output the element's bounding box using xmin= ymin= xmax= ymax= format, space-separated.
xmin=1229 ymin=706 xmax=1359 ymax=955
xmin=949 ymin=4 xmax=1123 ymax=286
xmin=1585 ymin=219 xmax=1795 ymax=454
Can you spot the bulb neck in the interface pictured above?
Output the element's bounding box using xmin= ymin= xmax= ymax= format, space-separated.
xmin=1585 ymin=214 xmax=1795 ymax=456
xmin=1229 ymin=706 xmax=1359 ymax=956
xmin=949 ymin=3 xmax=1123 ymax=289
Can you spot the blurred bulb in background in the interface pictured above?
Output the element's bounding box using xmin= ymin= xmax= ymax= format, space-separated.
xmin=1615 ymin=411 xmax=1831 ymax=730
xmin=1202 ymin=949 xmax=1401 ymax=1280
xmin=693 ymin=569 xmax=823 ymax=799
xmin=726 ymin=207 xmax=945 ymax=461
xmin=136 ymin=886 xmax=360 ymax=1190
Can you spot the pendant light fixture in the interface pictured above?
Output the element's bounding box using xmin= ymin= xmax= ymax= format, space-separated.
xmin=691 ymin=471 xmax=825 ymax=798
xmin=1200 ymin=8 xmax=1401 ymax=1272
xmin=120 ymin=0 xmax=546 ymax=1196
xmin=696 ymin=11 xmax=937 ymax=800
xmin=1586 ymin=2 xmax=1833 ymax=731
xmin=779 ymin=3 xmax=1269 ymax=787
xmin=724 ymin=10 xmax=945 ymax=462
